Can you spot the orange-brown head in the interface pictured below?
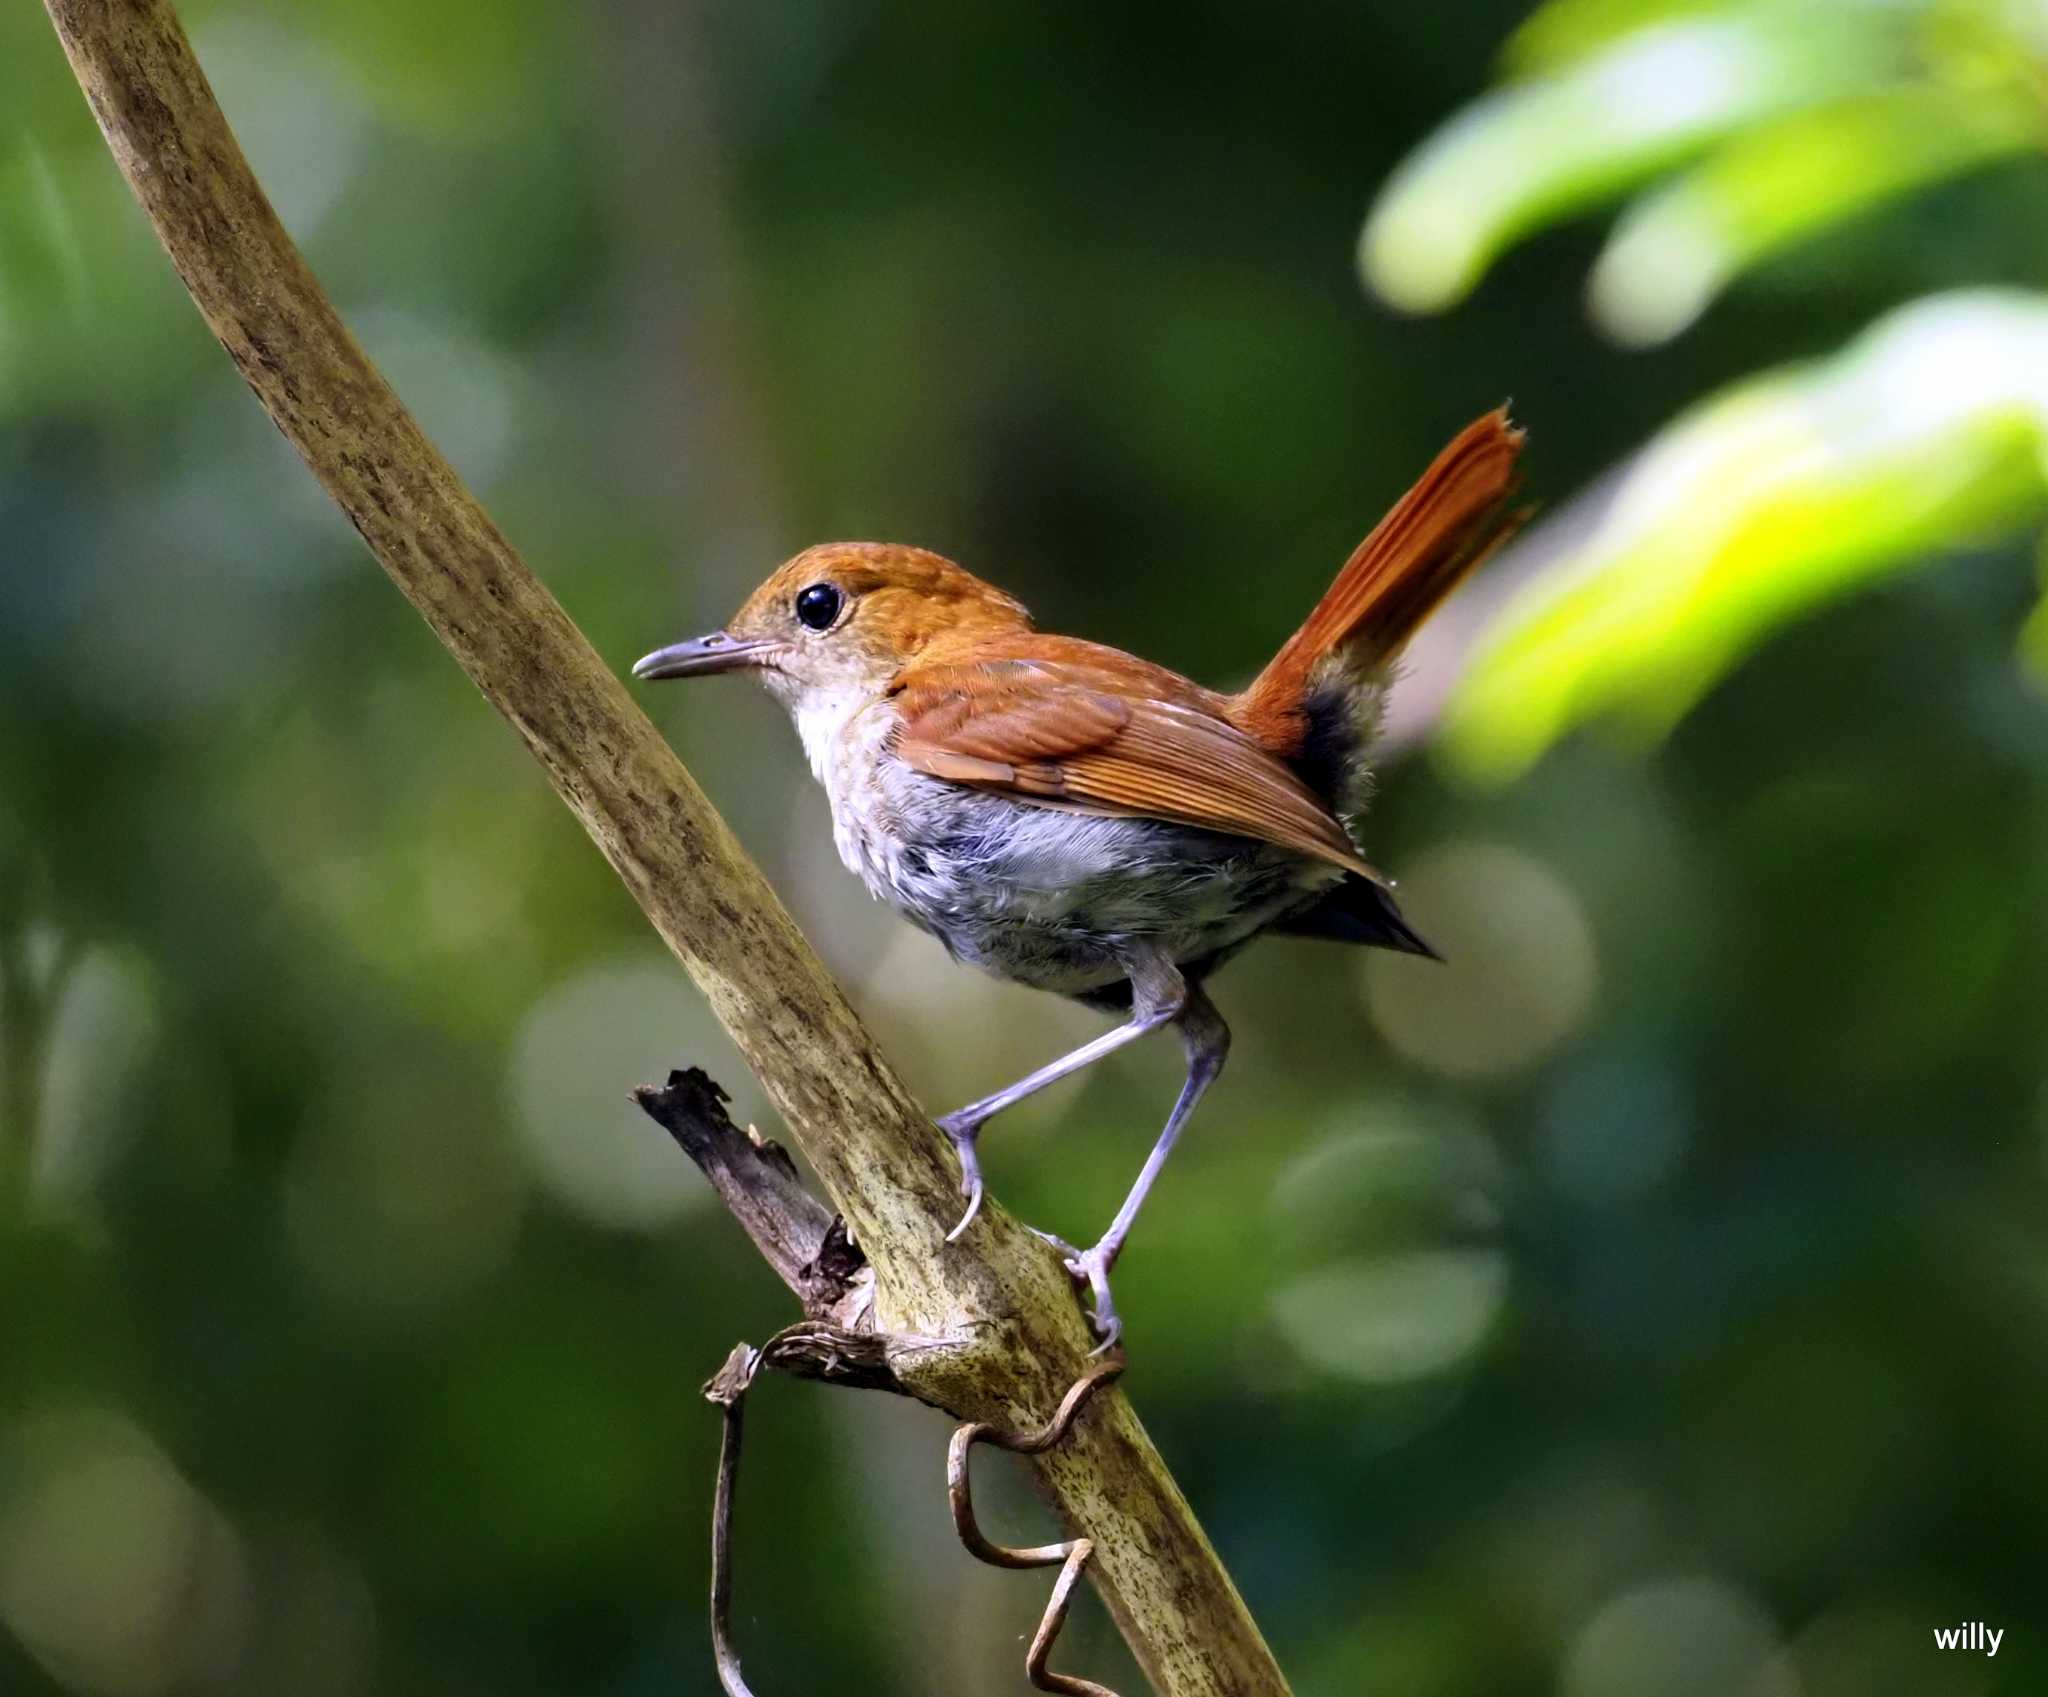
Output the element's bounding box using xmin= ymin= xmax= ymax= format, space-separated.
xmin=633 ymin=543 xmax=1033 ymax=709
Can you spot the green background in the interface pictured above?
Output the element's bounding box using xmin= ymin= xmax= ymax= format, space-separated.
xmin=3 ymin=3 xmax=2045 ymax=1694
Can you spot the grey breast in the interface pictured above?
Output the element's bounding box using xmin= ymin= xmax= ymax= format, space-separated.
xmin=857 ymin=759 xmax=1337 ymax=996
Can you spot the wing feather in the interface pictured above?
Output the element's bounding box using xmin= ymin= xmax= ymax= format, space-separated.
xmin=893 ymin=658 xmax=1384 ymax=881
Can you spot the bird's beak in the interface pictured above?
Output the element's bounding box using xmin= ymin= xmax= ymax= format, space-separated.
xmin=631 ymin=631 xmax=778 ymax=681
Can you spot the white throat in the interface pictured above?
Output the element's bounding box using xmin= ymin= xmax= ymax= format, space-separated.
xmin=782 ymin=681 xmax=877 ymax=786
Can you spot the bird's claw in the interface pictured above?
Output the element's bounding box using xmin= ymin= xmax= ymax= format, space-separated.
xmin=944 ymin=1183 xmax=982 ymax=1244
xmin=987 ymin=1201 xmax=1126 ymax=1349
xmin=1067 ymin=1244 xmax=1123 ymax=1354
xmin=1030 ymin=1230 xmax=1122 ymax=1352
xmin=939 ymin=1111 xmax=985 ymax=1243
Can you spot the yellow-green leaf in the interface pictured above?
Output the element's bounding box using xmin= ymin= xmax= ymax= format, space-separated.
xmin=1441 ymin=291 xmax=2048 ymax=784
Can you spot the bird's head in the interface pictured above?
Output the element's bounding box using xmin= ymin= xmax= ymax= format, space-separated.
xmin=632 ymin=542 xmax=1032 ymax=711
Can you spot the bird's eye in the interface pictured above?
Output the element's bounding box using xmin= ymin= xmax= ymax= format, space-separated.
xmin=794 ymin=582 xmax=843 ymax=631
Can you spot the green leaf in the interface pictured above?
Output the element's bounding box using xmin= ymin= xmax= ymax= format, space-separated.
xmin=1504 ymin=0 xmax=1734 ymax=75
xmin=1440 ymin=290 xmax=2048 ymax=784
xmin=1360 ymin=9 xmax=1904 ymax=312
xmin=1588 ymin=87 xmax=2045 ymax=344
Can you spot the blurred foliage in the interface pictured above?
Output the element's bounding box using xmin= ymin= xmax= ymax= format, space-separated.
xmin=1366 ymin=0 xmax=2048 ymax=781
xmin=5 ymin=4 xmax=2048 ymax=1697
xmin=1447 ymin=290 xmax=2048 ymax=780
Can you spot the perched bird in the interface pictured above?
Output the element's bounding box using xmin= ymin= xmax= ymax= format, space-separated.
xmin=634 ymin=409 xmax=1525 ymax=1345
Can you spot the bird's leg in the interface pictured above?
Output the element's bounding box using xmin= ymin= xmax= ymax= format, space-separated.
xmin=939 ymin=953 xmax=1186 ymax=1242
xmin=1062 ymin=984 xmax=1231 ymax=1351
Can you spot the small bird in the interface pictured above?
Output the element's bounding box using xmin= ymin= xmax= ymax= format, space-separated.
xmin=634 ymin=410 xmax=1525 ymax=1345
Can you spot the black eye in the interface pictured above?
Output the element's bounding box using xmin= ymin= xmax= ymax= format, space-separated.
xmin=794 ymin=582 xmax=842 ymax=631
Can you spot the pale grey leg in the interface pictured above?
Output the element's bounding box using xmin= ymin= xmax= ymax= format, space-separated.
xmin=940 ymin=951 xmax=1185 ymax=1243
xmin=1062 ymin=985 xmax=1231 ymax=1351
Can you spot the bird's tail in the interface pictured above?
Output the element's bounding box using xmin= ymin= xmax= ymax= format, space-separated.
xmin=1234 ymin=408 xmax=1526 ymax=746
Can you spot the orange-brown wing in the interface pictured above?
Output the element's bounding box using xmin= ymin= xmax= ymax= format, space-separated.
xmin=893 ymin=658 xmax=1384 ymax=881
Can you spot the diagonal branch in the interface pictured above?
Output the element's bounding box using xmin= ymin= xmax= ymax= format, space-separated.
xmin=39 ymin=4 xmax=1295 ymax=1693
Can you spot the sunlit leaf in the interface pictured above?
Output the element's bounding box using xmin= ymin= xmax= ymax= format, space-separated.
xmin=1505 ymin=0 xmax=1732 ymax=74
xmin=1441 ymin=291 xmax=2048 ymax=784
xmin=1588 ymin=87 xmax=2045 ymax=344
xmin=1360 ymin=10 xmax=1903 ymax=312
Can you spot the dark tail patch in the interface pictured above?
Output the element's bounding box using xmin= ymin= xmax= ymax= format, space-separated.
xmin=1276 ymin=873 xmax=1441 ymax=960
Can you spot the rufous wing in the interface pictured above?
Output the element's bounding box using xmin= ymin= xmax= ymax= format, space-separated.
xmin=892 ymin=657 xmax=1386 ymax=882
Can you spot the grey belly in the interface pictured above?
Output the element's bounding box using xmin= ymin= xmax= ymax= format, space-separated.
xmin=840 ymin=773 xmax=1340 ymax=999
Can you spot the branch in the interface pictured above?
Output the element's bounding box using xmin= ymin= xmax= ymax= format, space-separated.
xmin=633 ymin=1067 xmax=874 ymax=1326
xmin=40 ymin=5 xmax=1295 ymax=1692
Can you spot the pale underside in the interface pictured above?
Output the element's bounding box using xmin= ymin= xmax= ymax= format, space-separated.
xmin=813 ymin=690 xmax=1351 ymax=1001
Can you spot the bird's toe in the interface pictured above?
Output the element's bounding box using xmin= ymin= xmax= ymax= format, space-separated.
xmin=939 ymin=1114 xmax=987 ymax=1240
xmin=1063 ymin=1243 xmax=1124 ymax=1353
xmin=944 ymin=1180 xmax=984 ymax=1244
xmin=1031 ymin=1226 xmax=1085 ymax=1266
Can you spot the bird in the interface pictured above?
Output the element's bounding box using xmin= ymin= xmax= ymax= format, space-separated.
xmin=633 ymin=409 xmax=1525 ymax=1347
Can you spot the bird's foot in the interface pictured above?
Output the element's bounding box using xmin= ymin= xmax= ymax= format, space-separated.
xmin=1031 ymin=1229 xmax=1123 ymax=1354
xmin=937 ymin=1110 xmax=986 ymax=1243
